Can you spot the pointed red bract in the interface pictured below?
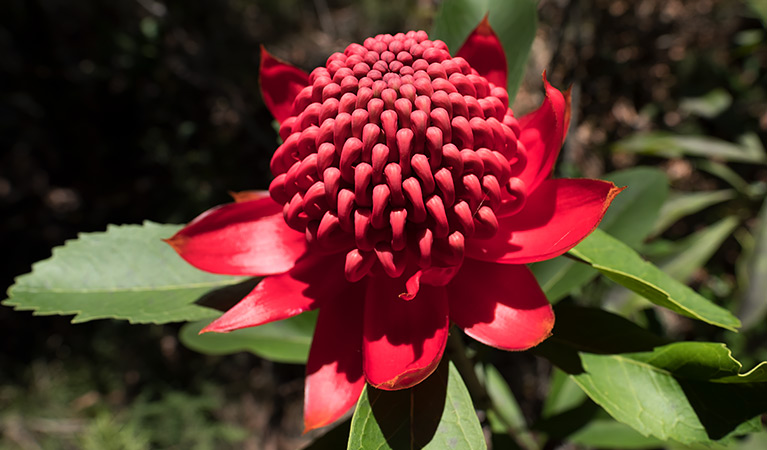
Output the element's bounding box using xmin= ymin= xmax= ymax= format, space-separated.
xmin=466 ymin=178 xmax=623 ymax=264
xmin=260 ymin=46 xmax=310 ymax=123
xmin=455 ymin=16 xmax=508 ymax=89
xmin=516 ymin=75 xmax=571 ymax=193
xmin=362 ymin=277 xmax=449 ymax=390
xmin=304 ymin=281 xmax=366 ymax=432
xmin=201 ymin=252 xmax=346 ymax=333
xmin=229 ymin=190 xmax=270 ymax=203
xmin=449 ymin=260 xmax=554 ymax=350
xmin=166 ymin=197 xmax=306 ymax=276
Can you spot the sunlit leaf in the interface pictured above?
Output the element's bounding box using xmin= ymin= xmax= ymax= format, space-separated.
xmin=572 ymin=344 xmax=767 ymax=444
xmin=3 ymin=222 xmax=235 ymax=324
xmin=568 ymin=229 xmax=741 ymax=331
xmin=347 ymin=359 xmax=485 ymax=450
xmin=178 ymin=311 xmax=317 ymax=364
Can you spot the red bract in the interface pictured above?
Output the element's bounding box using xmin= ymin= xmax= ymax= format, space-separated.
xmin=167 ymin=28 xmax=622 ymax=431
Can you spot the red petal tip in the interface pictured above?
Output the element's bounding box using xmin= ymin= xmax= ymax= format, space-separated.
xmin=369 ymin=358 xmax=442 ymax=390
xmin=228 ymin=190 xmax=270 ymax=203
xmin=456 ymin=15 xmax=508 ymax=89
xmin=260 ymin=46 xmax=310 ymax=124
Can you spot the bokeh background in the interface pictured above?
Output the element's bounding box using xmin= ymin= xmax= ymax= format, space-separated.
xmin=1 ymin=0 xmax=765 ymax=448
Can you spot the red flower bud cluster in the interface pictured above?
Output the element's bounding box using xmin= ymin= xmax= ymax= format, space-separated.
xmin=269 ymin=31 xmax=528 ymax=282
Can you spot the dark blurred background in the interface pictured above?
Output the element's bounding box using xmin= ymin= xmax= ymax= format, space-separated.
xmin=1 ymin=0 xmax=765 ymax=448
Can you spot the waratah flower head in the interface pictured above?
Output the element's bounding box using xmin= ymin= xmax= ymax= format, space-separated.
xmin=167 ymin=24 xmax=623 ymax=432
xmin=269 ymin=30 xmax=527 ymax=283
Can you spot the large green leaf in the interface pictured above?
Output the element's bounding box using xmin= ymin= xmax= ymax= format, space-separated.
xmin=432 ymin=0 xmax=537 ymax=102
xmin=347 ymin=359 xmax=485 ymax=450
xmin=535 ymin=307 xmax=767 ymax=444
xmin=532 ymin=167 xmax=668 ymax=302
xmin=612 ymin=132 xmax=767 ymax=164
xmin=3 ymin=222 xmax=238 ymax=324
xmin=572 ymin=346 xmax=767 ymax=444
xmin=568 ymin=229 xmax=741 ymax=331
xmin=178 ymin=310 xmax=317 ymax=364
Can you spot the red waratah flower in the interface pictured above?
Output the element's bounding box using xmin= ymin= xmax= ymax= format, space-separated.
xmin=167 ymin=23 xmax=622 ymax=431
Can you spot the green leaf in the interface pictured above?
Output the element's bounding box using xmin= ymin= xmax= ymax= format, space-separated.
xmin=625 ymin=342 xmax=767 ymax=383
xmin=484 ymin=365 xmax=538 ymax=449
xmin=747 ymin=0 xmax=767 ymax=27
xmin=600 ymin=167 xmax=669 ymax=249
xmin=532 ymin=304 xmax=669 ymax=375
xmin=651 ymin=189 xmax=736 ymax=237
xmin=572 ymin=345 xmax=767 ymax=444
xmin=655 ymin=216 xmax=740 ymax=282
xmin=568 ymin=419 xmax=667 ymax=449
xmin=541 ymin=368 xmax=587 ymax=418
xmin=432 ymin=0 xmax=537 ymax=102
xmin=568 ymin=229 xmax=741 ymax=331
xmin=178 ymin=310 xmax=317 ymax=364
xmin=679 ymin=88 xmax=732 ymax=119
xmin=612 ymin=132 xmax=767 ymax=164
xmin=3 ymin=222 xmax=238 ymax=324
xmin=347 ymin=359 xmax=486 ymax=450
xmin=531 ymin=167 xmax=669 ymax=302
xmin=738 ymin=197 xmax=767 ymax=329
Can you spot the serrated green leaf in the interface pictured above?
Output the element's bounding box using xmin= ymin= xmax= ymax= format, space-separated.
xmin=612 ymin=132 xmax=767 ymax=164
xmin=178 ymin=310 xmax=317 ymax=364
xmin=572 ymin=347 xmax=767 ymax=444
xmin=532 ymin=167 xmax=668 ymax=302
xmin=568 ymin=229 xmax=741 ymax=331
xmin=347 ymin=359 xmax=486 ymax=450
xmin=625 ymin=342 xmax=767 ymax=384
xmin=3 ymin=222 xmax=239 ymax=324
xmin=651 ymin=189 xmax=737 ymax=237
xmin=432 ymin=0 xmax=537 ymax=102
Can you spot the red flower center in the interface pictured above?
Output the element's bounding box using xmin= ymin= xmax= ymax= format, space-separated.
xmin=268 ymin=31 xmax=528 ymax=282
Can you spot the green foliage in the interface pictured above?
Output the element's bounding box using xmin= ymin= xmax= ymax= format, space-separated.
xmin=613 ymin=132 xmax=767 ymax=164
xmin=3 ymin=222 xmax=237 ymax=324
xmin=535 ymin=306 xmax=767 ymax=446
xmin=573 ymin=349 xmax=766 ymax=445
xmin=569 ymin=229 xmax=741 ymax=331
xmin=179 ymin=310 xmax=317 ymax=364
xmin=347 ymin=360 xmax=485 ymax=450
xmin=532 ymin=167 xmax=669 ymax=302
xmin=431 ymin=0 xmax=537 ymax=102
